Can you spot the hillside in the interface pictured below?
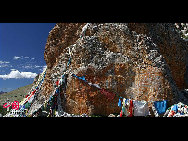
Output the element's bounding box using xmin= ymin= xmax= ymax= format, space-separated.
xmin=0 ymin=84 xmax=33 ymax=106
xmin=0 ymin=91 xmax=6 ymax=95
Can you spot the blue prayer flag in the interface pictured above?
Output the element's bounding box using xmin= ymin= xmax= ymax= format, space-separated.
xmin=154 ymin=100 xmax=167 ymax=114
xmin=56 ymin=88 xmax=59 ymax=94
xmin=118 ymin=98 xmax=122 ymax=107
xmin=72 ymin=74 xmax=86 ymax=81
xmin=79 ymin=76 xmax=86 ymax=81
xmin=67 ymin=58 xmax=71 ymax=66
xmin=171 ymin=104 xmax=178 ymax=113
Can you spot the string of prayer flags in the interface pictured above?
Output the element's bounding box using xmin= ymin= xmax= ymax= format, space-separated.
xmin=5 ymin=67 xmax=47 ymax=117
xmin=71 ymin=73 xmax=116 ymax=101
xmin=72 ymin=74 xmax=87 ymax=82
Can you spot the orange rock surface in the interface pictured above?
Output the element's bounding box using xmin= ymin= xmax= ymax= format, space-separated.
xmin=32 ymin=23 xmax=188 ymax=116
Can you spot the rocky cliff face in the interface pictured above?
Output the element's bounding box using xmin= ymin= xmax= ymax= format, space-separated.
xmin=29 ymin=23 xmax=188 ymax=116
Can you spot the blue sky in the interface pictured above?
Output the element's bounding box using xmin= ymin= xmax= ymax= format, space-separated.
xmin=0 ymin=23 xmax=56 ymax=92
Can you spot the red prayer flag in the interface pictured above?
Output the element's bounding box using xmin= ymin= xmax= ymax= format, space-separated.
xmin=120 ymin=110 xmax=123 ymax=117
xmin=25 ymin=90 xmax=36 ymax=103
xmin=128 ymin=100 xmax=133 ymax=117
xmin=31 ymin=90 xmax=36 ymax=95
xmin=56 ymin=80 xmax=59 ymax=86
xmin=100 ymin=88 xmax=115 ymax=100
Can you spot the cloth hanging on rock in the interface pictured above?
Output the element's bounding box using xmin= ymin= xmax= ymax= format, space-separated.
xmin=166 ymin=102 xmax=188 ymax=117
xmin=72 ymin=74 xmax=87 ymax=82
xmin=31 ymin=90 xmax=36 ymax=95
xmin=120 ymin=110 xmax=123 ymax=117
xmin=122 ymin=106 xmax=126 ymax=114
xmin=133 ymin=100 xmax=149 ymax=116
xmin=67 ymin=58 xmax=71 ymax=67
xmin=118 ymin=98 xmax=122 ymax=107
xmin=87 ymin=82 xmax=101 ymax=89
xmin=28 ymin=95 xmax=34 ymax=103
xmin=56 ymin=88 xmax=60 ymax=94
xmin=121 ymin=98 xmax=129 ymax=116
xmin=56 ymin=80 xmax=59 ymax=87
xmin=26 ymin=90 xmax=36 ymax=103
xmin=92 ymin=84 xmax=101 ymax=89
xmin=78 ymin=76 xmax=86 ymax=81
xmin=152 ymin=103 xmax=159 ymax=117
xmin=154 ymin=100 xmax=167 ymax=115
xmin=128 ymin=99 xmax=133 ymax=117
xmin=24 ymin=102 xmax=31 ymax=109
xmin=171 ymin=104 xmax=178 ymax=113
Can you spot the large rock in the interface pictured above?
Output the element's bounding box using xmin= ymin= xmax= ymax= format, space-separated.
xmin=29 ymin=23 xmax=188 ymax=116
xmin=127 ymin=23 xmax=188 ymax=89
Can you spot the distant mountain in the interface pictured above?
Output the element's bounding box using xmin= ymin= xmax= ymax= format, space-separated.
xmin=0 ymin=91 xmax=6 ymax=95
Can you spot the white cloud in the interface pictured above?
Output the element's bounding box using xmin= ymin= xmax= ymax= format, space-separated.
xmin=34 ymin=65 xmax=42 ymax=68
xmin=0 ymin=70 xmax=38 ymax=80
xmin=0 ymin=64 xmax=12 ymax=68
xmin=22 ymin=65 xmax=44 ymax=69
xmin=13 ymin=56 xmax=36 ymax=60
xmin=0 ymin=61 xmax=10 ymax=64
xmin=13 ymin=56 xmax=21 ymax=60
xmin=0 ymin=61 xmax=11 ymax=68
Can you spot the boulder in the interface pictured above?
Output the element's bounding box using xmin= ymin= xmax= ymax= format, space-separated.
xmin=29 ymin=23 xmax=188 ymax=116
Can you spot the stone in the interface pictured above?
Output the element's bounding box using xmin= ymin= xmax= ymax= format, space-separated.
xmin=29 ymin=23 xmax=188 ymax=117
xmin=108 ymin=114 xmax=116 ymax=117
